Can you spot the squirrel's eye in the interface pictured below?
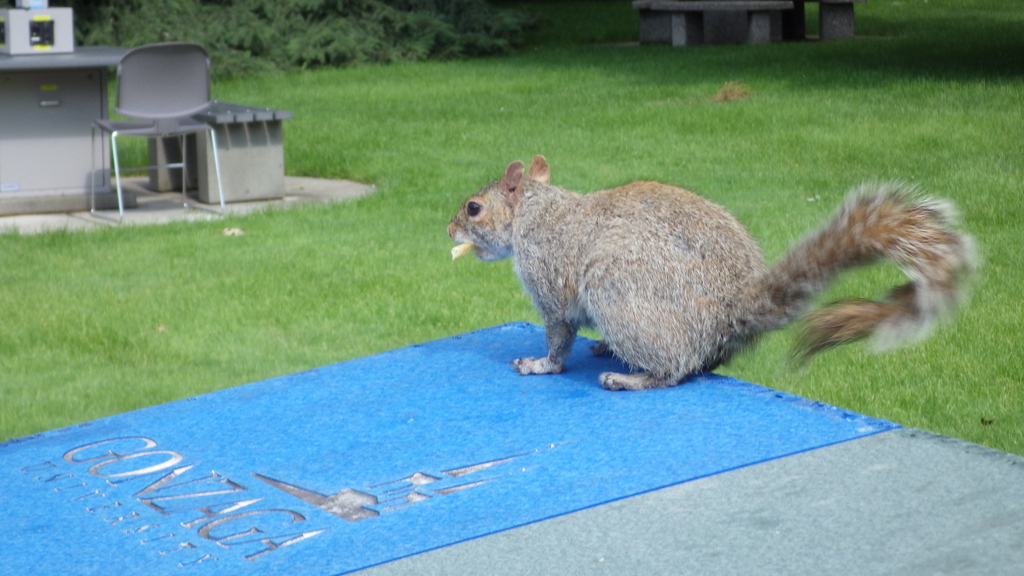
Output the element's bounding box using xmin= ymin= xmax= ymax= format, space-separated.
xmin=467 ymin=201 xmax=482 ymax=217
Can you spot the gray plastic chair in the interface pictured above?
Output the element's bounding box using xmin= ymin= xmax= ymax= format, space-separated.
xmin=90 ymin=42 xmax=225 ymax=221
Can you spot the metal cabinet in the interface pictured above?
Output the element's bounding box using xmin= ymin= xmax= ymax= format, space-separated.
xmin=0 ymin=46 xmax=127 ymax=215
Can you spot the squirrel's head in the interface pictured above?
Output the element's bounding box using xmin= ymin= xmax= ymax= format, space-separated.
xmin=448 ymin=156 xmax=550 ymax=262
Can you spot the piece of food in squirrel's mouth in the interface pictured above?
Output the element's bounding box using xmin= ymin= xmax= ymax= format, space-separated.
xmin=451 ymin=243 xmax=475 ymax=260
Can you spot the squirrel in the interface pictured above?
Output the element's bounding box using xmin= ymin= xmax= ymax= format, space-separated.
xmin=448 ymin=156 xmax=976 ymax=391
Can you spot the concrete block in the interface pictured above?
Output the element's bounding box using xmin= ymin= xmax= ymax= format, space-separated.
xmin=147 ymin=119 xmax=286 ymax=204
xmin=747 ymin=11 xmax=774 ymax=43
xmin=820 ymin=2 xmax=856 ymax=40
xmin=195 ymin=120 xmax=285 ymax=204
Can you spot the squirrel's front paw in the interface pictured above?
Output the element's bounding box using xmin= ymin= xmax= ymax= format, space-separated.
xmin=512 ymin=357 xmax=564 ymax=375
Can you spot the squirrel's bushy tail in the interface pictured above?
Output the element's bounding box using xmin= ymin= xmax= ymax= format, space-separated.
xmin=734 ymin=182 xmax=976 ymax=360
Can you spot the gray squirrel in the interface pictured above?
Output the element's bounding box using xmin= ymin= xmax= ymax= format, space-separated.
xmin=448 ymin=156 xmax=976 ymax=391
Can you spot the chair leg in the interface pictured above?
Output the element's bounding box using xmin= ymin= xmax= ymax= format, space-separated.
xmin=181 ymin=134 xmax=189 ymax=210
xmin=87 ymin=126 xmax=123 ymax=223
xmin=111 ymin=131 xmax=126 ymax=222
xmin=180 ymin=131 xmax=225 ymax=216
xmin=209 ymin=128 xmax=226 ymax=213
xmin=90 ymin=124 xmax=97 ymax=214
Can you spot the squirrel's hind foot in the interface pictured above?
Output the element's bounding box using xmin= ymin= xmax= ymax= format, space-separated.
xmin=599 ymin=372 xmax=678 ymax=391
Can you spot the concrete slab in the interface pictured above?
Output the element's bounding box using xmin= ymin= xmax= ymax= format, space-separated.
xmin=362 ymin=427 xmax=1024 ymax=576
xmin=0 ymin=175 xmax=375 ymax=235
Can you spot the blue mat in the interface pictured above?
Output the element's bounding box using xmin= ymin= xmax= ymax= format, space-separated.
xmin=0 ymin=323 xmax=897 ymax=575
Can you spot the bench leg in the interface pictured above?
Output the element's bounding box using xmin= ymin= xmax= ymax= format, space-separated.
xmin=747 ymin=10 xmax=773 ymax=44
xmin=671 ymin=12 xmax=704 ymax=47
xmin=820 ymin=3 xmax=856 ymax=40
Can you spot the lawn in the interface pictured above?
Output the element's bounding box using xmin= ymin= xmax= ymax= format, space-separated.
xmin=1 ymin=0 xmax=1021 ymax=454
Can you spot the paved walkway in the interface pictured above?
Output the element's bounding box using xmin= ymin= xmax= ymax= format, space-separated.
xmin=0 ymin=176 xmax=374 ymax=235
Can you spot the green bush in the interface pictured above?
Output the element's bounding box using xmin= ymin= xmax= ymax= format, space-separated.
xmin=70 ymin=0 xmax=528 ymax=76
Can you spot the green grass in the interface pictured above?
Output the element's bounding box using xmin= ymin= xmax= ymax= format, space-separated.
xmin=2 ymin=0 xmax=1022 ymax=454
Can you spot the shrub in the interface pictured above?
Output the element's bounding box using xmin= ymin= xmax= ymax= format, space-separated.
xmin=70 ymin=0 xmax=528 ymax=76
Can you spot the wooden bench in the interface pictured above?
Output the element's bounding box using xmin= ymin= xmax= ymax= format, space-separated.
xmin=781 ymin=0 xmax=867 ymax=41
xmin=633 ymin=1 xmax=795 ymax=46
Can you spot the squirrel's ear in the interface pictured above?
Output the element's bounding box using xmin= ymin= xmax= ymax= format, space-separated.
xmin=500 ymin=161 xmax=525 ymax=195
xmin=526 ymin=155 xmax=550 ymax=184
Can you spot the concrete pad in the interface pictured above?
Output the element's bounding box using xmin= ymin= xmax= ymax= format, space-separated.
xmin=0 ymin=213 xmax=97 ymax=234
xmin=363 ymin=427 xmax=1024 ymax=576
xmin=0 ymin=175 xmax=375 ymax=235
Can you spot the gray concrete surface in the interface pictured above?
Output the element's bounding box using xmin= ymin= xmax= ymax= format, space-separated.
xmin=360 ymin=428 xmax=1024 ymax=576
xmin=0 ymin=175 xmax=374 ymax=235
